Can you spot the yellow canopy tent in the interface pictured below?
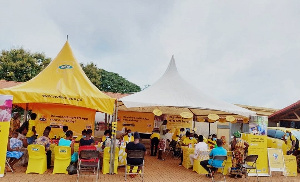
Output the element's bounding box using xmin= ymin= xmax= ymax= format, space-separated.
xmin=0 ymin=41 xmax=115 ymax=114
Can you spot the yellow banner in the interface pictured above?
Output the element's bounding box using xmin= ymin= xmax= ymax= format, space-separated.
xmin=33 ymin=103 xmax=95 ymax=137
xmin=0 ymin=95 xmax=13 ymax=177
xmin=247 ymin=134 xmax=269 ymax=176
xmin=284 ymin=155 xmax=297 ymax=177
xmin=166 ymin=115 xmax=192 ymax=132
xmin=117 ymin=111 xmax=154 ymax=133
xmin=267 ymin=148 xmax=284 ymax=172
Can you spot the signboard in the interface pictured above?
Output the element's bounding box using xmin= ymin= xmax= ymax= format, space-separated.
xmin=34 ymin=103 xmax=95 ymax=137
xmin=249 ymin=116 xmax=268 ymax=135
xmin=0 ymin=95 xmax=13 ymax=177
xmin=284 ymin=155 xmax=297 ymax=177
xmin=267 ymin=148 xmax=285 ymax=174
xmin=117 ymin=111 xmax=154 ymax=133
xmin=247 ymin=134 xmax=269 ymax=176
xmin=166 ymin=115 xmax=193 ymax=132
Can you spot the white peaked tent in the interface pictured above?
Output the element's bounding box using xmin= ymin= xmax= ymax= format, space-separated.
xmin=120 ymin=56 xmax=256 ymax=117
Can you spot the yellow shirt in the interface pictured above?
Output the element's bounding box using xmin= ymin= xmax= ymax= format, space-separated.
xmin=207 ymin=139 xmax=216 ymax=149
xmin=26 ymin=119 xmax=37 ymax=137
xmin=123 ymin=135 xmax=134 ymax=143
xmin=150 ymin=133 xmax=160 ymax=139
xmin=183 ymin=137 xmax=197 ymax=145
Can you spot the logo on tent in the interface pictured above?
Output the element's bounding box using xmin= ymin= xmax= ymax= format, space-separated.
xmin=58 ymin=64 xmax=73 ymax=69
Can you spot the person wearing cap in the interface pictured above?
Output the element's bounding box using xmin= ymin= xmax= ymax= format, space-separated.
xmin=126 ymin=132 xmax=146 ymax=178
xmin=230 ymin=131 xmax=249 ymax=169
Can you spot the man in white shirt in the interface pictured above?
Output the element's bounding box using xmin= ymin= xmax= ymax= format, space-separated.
xmin=189 ymin=135 xmax=208 ymax=165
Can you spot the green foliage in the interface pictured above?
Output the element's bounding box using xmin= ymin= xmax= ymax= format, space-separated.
xmin=0 ymin=48 xmax=51 ymax=82
xmin=81 ymin=63 xmax=141 ymax=93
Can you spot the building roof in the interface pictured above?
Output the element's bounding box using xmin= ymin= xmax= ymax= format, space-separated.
xmin=268 ymin=100 xmax=300 ymax=122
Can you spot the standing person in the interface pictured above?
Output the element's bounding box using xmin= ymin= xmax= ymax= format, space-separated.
xmin=286 ymin=131 xmax=297 ymax=155
xmin=26 ymin=113 xmax=37 ymax=145
xmin=125 ymin=132 xmax=146 ymax=178
xmin=158 ymin=120 xmax=168 ymax=160
xmin=79 ymin=129 xmax=94 ymax=146
xmin=150 ymin=129 xmax=160 ymax=156
xmin=189 ymin=135 xmax=208 ymax=165
xmin=200 ymin=139 xmax=227 ymax=177
xmin=10 ymin=112 xmax=21 ymax=136
xmin=35 ymin=129 xmax=51 ymax=169
xmin=58 ymin=125 xmax=68 ymax=139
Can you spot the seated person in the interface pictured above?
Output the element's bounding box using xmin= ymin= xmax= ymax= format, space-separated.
xmin=35 ymin=129 xmax=51 ymax=169
xmin=200 ymin=139 xmax=227 ymax=177
xmin=126 ymin=132 xmax=146 ymax=178
xmin=179 ymin=132 xmax=198 ymax=165
xmin=75 ymin=129 xmax=87 ymax=142
xmin=207 ymin=134 xmax=217 ymax=149
xmin=123 ymin=129 xmax=134 ymax=144
xmin=230 ymin=131 xmax=248 ymax=177
xmin=189 ymin=135 xmax=208 ymax=165
xmin=102 ymin=130 xmax=112 ymax=149
xmin=17 ymin=125 xmax=29 ymax=166
xmin=59 ymin=130 xmax=77 ymax=162
xmin=58 ymin=126 xmax=68 ymax=139
xmin=6 ymin=131 xmax=24 ymax=172
xmin=79 ymin=129 xmax=94 ymax=146
xmin=45 ymin=126 xmax=55 ymax=139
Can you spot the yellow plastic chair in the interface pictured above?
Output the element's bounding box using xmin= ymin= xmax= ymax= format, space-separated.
xmin=53 ymin=146 xmax=71 ymax=174
xmin=102 ymin=147 xmax=119 ymax=174
xmin=26 ymin=144 xmax=47 ymax=174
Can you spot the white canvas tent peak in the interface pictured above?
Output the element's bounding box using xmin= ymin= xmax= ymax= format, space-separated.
xmin=121 ymin=56 xmax=255 ymax=117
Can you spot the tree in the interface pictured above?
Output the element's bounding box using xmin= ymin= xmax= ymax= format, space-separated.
xmin=81 ymin=63 xmax=141 ymax=93
xmin=0 ymin=48 xmax=51 ymax=82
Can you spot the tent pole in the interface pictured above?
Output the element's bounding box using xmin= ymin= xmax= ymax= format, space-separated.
xmin=209 ymin=122 xmax=211 ymax=135
xmin=109 ymin=99 xmax=118 ymax=174
xmin=188 ymin=109 xmax=196 ymax=132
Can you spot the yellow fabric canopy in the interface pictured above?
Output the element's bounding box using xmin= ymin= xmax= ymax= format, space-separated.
xmin=0 ymin=41 xmax=115 ymax=114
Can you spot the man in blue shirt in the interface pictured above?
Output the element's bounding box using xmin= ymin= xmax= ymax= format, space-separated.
xmin=200 ymin=139 xmax=227 ymax=177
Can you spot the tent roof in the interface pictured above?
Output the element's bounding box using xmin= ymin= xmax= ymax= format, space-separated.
xmin=121 ymin=56 xmax=256 ymax=117
xmin=0 ymin=41 xmax=115 ymax=114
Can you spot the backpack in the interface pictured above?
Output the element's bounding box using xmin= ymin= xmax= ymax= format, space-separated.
xmin=66 ymin=163 xmax=77 ymax=175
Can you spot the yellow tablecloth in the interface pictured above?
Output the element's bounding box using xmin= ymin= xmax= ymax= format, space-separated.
xmin=181 ymin=146 xmax=195 ymax=169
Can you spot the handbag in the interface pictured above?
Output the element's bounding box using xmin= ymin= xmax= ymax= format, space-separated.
xmin=66 ymin=162 xmax=77 ymax=175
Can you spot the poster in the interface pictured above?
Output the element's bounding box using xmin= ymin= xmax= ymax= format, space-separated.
xmin=284 ymin=155 xmax=297 ymax=177
xmin=247 ymin=134 xmax=269 ymax=176
xmin=166 ymin=115 xmax=193 ymax=132
xmin=117 ymin=111 xmax=154 ymax=133
xmin=0 ymin=95 xmax=13 ymax=177
xmin=33 ymin=103 xmax=95 ymax=137
xmin=249 ymin=116 xmax=268 ymax=135
xmin=267 ymin=148 xmax=284 ymax=172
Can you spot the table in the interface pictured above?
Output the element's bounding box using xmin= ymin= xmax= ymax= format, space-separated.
xmin=181 ymin=146 xmax=195 ymax=169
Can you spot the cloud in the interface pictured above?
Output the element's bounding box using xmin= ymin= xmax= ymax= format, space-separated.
xmin=1 ymin=0 xmax=300 ymax=109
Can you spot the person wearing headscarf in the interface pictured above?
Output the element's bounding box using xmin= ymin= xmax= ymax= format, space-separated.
xmin=230 ymin=131 xmax=249 ymax=168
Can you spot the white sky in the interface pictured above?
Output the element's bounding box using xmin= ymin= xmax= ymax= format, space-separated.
xmin=1 ymin=0 xmax=300 ymax=109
